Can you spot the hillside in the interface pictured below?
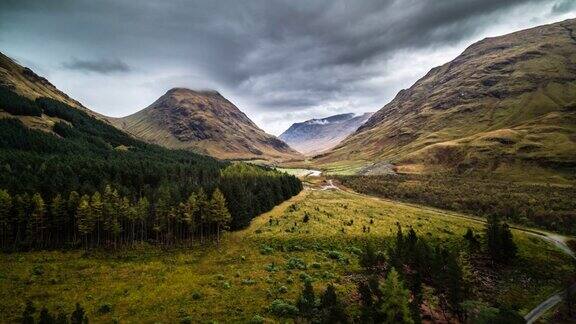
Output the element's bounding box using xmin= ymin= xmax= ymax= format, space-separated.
xmin=0 ymin=52 xmax=85 ymax=109
xmin=314 ymin=19 xmax=576 ymax=180
xmin=0 ymin=53 xmax=302 ymax=250
xmin=279 ymin=112 xmax=373 ymax=156
xmin=112 ymin=88 xmax=302 ymax=161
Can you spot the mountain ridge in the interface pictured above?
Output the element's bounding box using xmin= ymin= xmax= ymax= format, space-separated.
xmin=314 ymin=18 xmax=576 ymax=180
xmin=279 ymin=112 xmax=373 ymax=156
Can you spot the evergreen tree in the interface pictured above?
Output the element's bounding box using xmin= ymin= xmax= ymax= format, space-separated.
xmin=296 ymin=281 xmax=316 ymax=319
xmin=195 ymin=188 xmax=209 ymax=243
xmin=70 ymin=303 xmax=85 ymax=324
xmin=319 ymin=284 xmax=347 ymax=323
xmin=379 ymin=269 xmax=414 ymax=324
xmin=22 ymin=300 xmax=36 ymax=324
xmin=0 ymin=189 xmax=12 ymax=247
xmin=500 ymin=223 xmax=517 ymax=261
xmin=76 ymin=195 xmax=94 ymax=249
xmin=39 ymin=307 xmax=55 ymax=324
xmin=463 ymin=228 xmax=480 ymax=250
xmin=55 ymin=311 xmax=68 ymax=324
xmin=358 ymin=281 xmax=375 ymax=323
xmin=29 ymin=193 xmax=46 ymax=248
xmin=90 ymin=192 xmax=103 ymax=246
xmin=209 ymin=188 xmax=231 ymax=243
xmin=485 ymin=215 xmax=517 ymax=263
xmin=50 ymin=194 xmax=66 ymax=247
xmin=360 ymin=242 xmax=378 ymax=269
xmin=183 ymin=193 xmax=198 ymax=243
xmin=136 ymin=197 xmax=149 ymax=242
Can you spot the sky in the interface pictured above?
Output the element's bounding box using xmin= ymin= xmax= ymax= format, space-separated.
xmin=1 ymin=1 xmax=575 ymax=135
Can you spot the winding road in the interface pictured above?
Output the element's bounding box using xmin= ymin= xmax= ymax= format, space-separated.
xmin=303 ymin=170 xmax=575 ymax=322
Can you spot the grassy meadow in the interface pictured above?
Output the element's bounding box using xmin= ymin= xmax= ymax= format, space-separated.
xmin=0 ymin=181 xmax=573 ymax=322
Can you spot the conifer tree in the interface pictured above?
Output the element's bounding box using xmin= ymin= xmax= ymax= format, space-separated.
xmin=39 ymin=306 xmax=55 ymax=324
xmin=319 ymin=284 xmax=348 ymax=323
xmin=29 ymin=193 xmax=46 ymax=248
xmin=297 ymin=281 xmax=316 ymax=319
xmin=379 ymin=269 xmax=414 ymax=324
xmin=22 ymin=300 xmax=36 ymax=324
xmin=209 ymin=189 xmax=231 ymax=243
xmin=67 ymin=191 xmax=80 ymax=242
xmin=50 ymin=194 xmax=66 ymax=247
xmin=0 ymin=189 xmax=12 ymax=246
xmin=76 ymin=195 xmax=94 ymax=249
xmin=90 ymin=192 xmax=103 ymax=246
xmin=358 ymin=281 xmax=375 ymax=322
xmin=136 ymin=197 xmax=149 ymax=242
xmin=500 ymin=223 xmax=517 ymax=261
xmin=183 ymin=192 xmax=198 ymax=241
xmin=70 ymin=303 xmax=86 ymax=324
xmin=196 ymin=188 xmax=209 ymax=243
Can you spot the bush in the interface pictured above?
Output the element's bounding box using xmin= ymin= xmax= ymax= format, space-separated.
xmin=249 ymin=314 xmax=265 ymax=324
xmin=269 ymin=299 xmax=299 ymax=317
xmin=327 ymin=250 xmax=344 ymax=261
xmin=98 ymin=303 xmax=112 ymax=314
xmin=286 ymin=257 xmax=307 ymax=270
xmin=260 ymin=245 xmax=274 ymax=255
xmin=265 ymin=263 xmax=280 ymax=272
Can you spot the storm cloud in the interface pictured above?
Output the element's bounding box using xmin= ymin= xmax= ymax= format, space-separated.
xmin=63 ymin=58 xmax=131 ymax=74
xmin=0 ymin=0 xmax=574 ymax=134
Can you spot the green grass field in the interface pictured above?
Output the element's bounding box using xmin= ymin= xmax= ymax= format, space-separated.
xmin=0 ymin=186 xmax=572 ymax=322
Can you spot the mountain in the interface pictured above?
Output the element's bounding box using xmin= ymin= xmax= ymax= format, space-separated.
xmin=314 ymin=19 xmax=576 ymax=180
xmin=0 ymin=51 xmax=302 ymax=248
xmin=112 ymin=88 xmax=302 ymax=161
xmin=279 ymin=112 xmax=373 ymax=155
xmin=0 ymin=52 xmax=108 ymax=134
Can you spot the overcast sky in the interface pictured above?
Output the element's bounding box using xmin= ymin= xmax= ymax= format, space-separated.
xmin=1 ymin=1 xmax=575 ymax=135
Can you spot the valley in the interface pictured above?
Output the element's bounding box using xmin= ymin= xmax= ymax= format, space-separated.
xmin=0 ymin=5 xmax=575 ymax=323
xmin=0 ymin=173 xmax=573 ymax=323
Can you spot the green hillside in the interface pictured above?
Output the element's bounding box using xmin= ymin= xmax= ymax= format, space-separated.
xmin=314 ymin=19 xmax=576 ymax=181
xmin=0 ymin=86 xmax=302 ymax=251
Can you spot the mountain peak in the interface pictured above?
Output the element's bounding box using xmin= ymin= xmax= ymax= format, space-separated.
xmin=115 ymin=87 xmax=301 ymax=161
xmin=279 ymin=112 xmax=373 ymax=156
xmin=164 ymin=87 xmax=223 ymax=98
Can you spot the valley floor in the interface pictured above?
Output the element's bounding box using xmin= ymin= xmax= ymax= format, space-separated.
xmin=0 ymin=178 xmax=573 ymax=323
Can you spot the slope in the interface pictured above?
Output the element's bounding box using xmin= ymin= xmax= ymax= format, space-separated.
xmin=112 ymin=88 xmax=302 ymax=161
xmin=314 ymin=19 xmax=576 ymax=180
xmin=279 ymin=112 xmax=373 ymax=156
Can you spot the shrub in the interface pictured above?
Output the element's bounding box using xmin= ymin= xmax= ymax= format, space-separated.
xmin=249 ymin=314 xmax=265 ymax=324
xmin=286 ymin=257 xmax=307 ymax=270
xmin=260 ymin=245 xmax=274 ymax=255
xmin=98 ymin=303 xmax=112 ymax=314
xmin=269 ymin=299 xmax=299 ymax=317
xmin=265 ymin=263 xmax=280 ymax=272
xmin=327 ymin=251 xmax=344 ymax=260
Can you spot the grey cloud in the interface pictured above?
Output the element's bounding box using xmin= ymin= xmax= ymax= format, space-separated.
xmin=0 ymin=0 xmax=572 ymax=134
xmin=62 ymin=58 xmax=131 ymax=74
xmin=552 ymin=0 xmax=576 ymax=13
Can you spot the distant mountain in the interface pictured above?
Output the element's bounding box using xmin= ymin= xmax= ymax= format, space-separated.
xmin=279 ymin=112 xmax=373 ymax=155
xmin=112 ymin=88 xmax=302 ymax=161
xmin=315 ymin=18 xmax=576 ymax=180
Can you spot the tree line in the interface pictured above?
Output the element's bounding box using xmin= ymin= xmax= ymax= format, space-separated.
xmin=0 ymin=88 xmax=302 ymax=250
xmin=0 ymin=185 xmax=232 ymax=250
xmin=338 ymin=174 xmax=576 ymax=234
